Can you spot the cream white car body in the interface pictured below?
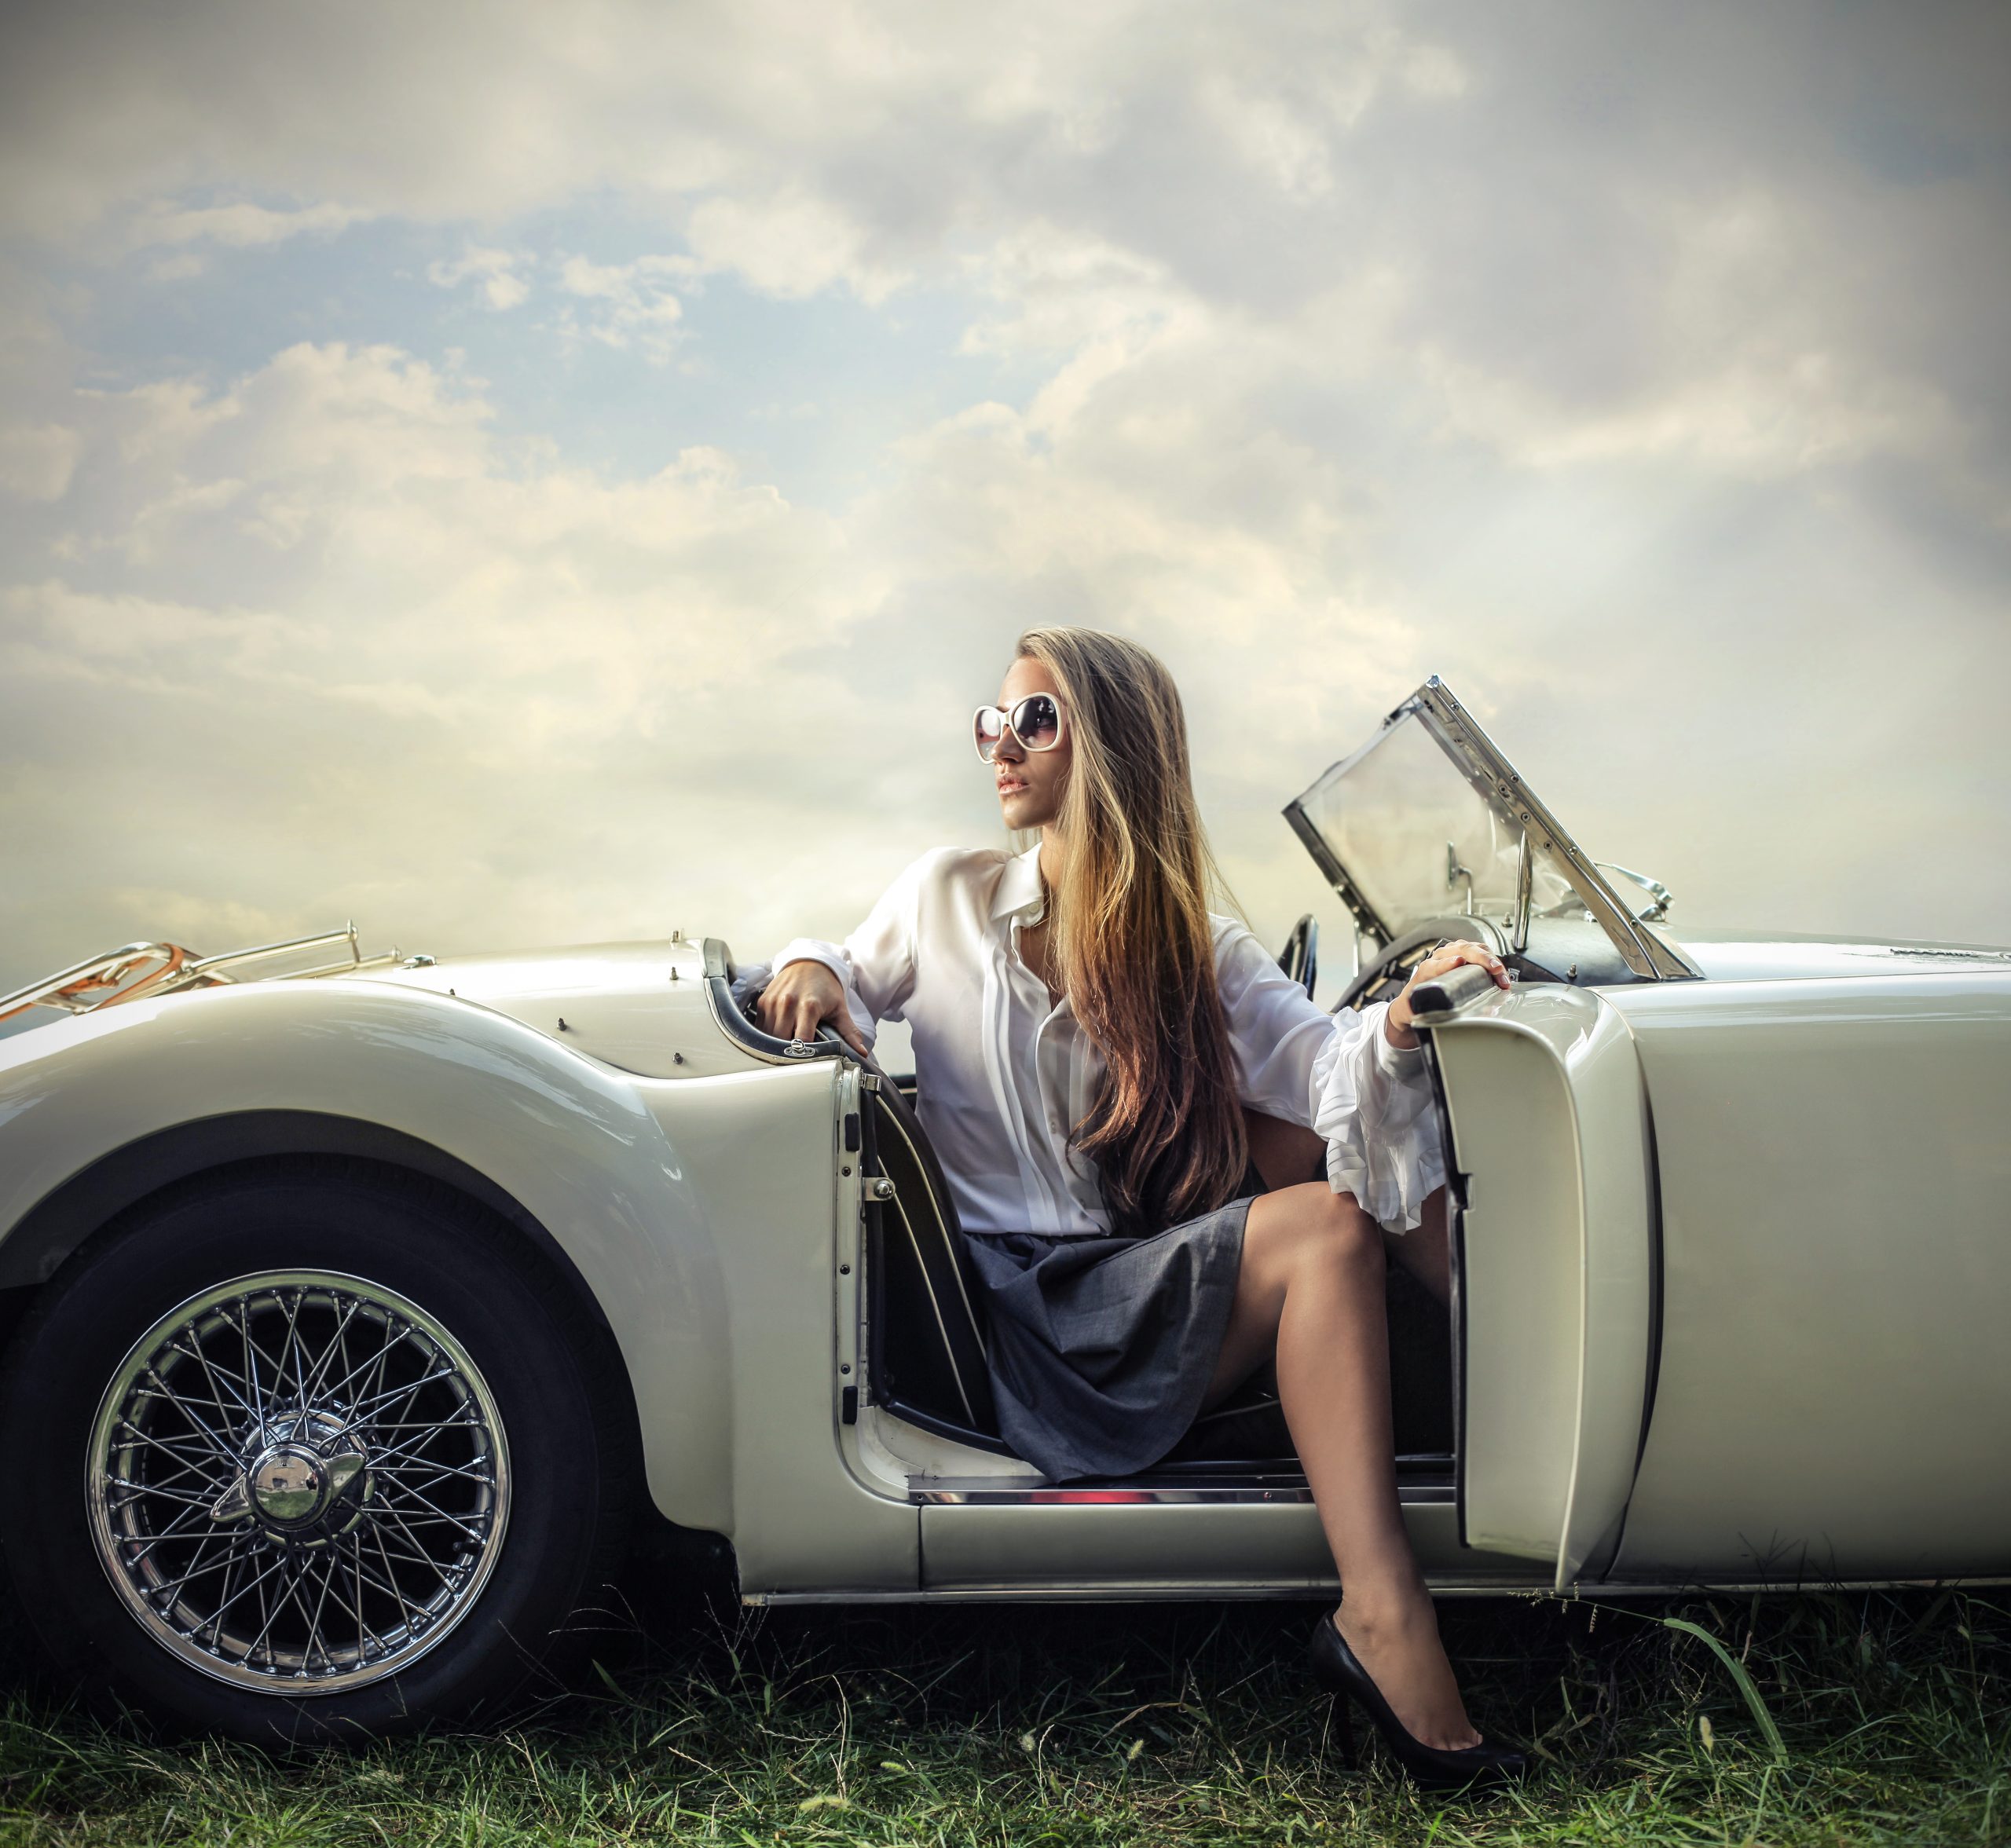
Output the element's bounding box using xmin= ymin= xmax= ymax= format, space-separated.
xmin=1 ymin=677 xmax=2006 ymax=1714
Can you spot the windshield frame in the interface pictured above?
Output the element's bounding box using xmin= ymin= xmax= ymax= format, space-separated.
xmin=1284 ymin=677 xmax=1700 ymax=981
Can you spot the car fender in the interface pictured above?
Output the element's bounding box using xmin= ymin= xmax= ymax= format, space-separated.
xmin=0 ymin=979 xmax=732 ymax=1534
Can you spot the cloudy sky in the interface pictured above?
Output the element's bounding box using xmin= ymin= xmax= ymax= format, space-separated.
xmin=3 ymin=0 xmax=2008 ymax=1017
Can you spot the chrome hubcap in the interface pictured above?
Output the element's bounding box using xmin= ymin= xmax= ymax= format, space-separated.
xmin=208 ymin=1410 xmax=372 ymax=1532
xmin=249 ymin=1447 xmax=326 ymax=1522
xmin=88 ymin=1271 xmax=511 ymax=1696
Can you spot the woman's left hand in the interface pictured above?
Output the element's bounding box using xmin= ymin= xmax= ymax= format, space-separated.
xmin=1385 ymin=939 xmax=1511 ymax=1048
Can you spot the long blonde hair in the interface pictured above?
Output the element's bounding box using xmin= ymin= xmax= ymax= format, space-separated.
xmin=1018 ymin=627 xmax=1247 ymax=1236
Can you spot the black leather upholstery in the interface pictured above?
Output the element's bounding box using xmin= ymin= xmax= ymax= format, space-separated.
xmin=865 ymin=1081 xmax=1002 ymax=1442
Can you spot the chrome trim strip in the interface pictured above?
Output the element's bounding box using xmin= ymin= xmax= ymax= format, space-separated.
xmin=185 ymin=924 xmax=362 ymax=979
xmin=744 ymin=1573 xmax=2011 ymax=1607
xmin=907 ymin=1473 xmax=1456 ymax=1507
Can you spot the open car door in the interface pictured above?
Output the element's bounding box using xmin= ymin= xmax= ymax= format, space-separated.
xmin=1286 ymin=679 xmax=1673 ymax=1588
xmin=1424 ymin=988 xmax=1655 ymax=1588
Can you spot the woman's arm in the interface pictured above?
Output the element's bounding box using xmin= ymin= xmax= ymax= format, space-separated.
xmin=1217 ymin=924 xmax=1505 ymax=1234
xmin=754 ymin=852 xmax=932 ymax=1055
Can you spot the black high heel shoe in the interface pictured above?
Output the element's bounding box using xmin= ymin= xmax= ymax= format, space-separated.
xmin=1310 ymin=1612 xmax=1529 ymax=1791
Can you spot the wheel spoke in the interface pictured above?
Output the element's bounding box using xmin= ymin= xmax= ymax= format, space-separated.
xmin=368 ymin=1501 xmax=460 ymax=1586
xmin=367 ymin=1480 xmax=487 ymax=1545
xmin=331 ymin=1538 xmax=393 ymax=1658
xmin=243 ymin=1561 xmax=288 ymax=1665
xmin=282 ymin=1558 xmax=327 ymax=1669
xmin=141 ymin=1531 xmax=260 ymax=1599
xmin=114 ymin=1422 xmax=235 ymax=1488
xmin=352 ymin=1544 xmax=423 ymax=1634
xmin=373 ymin=1457 xmax=497 ymax=1491
xmin=230 ymin=1303 xmax=271 ymax=1438
xmin=346 ymin=1363 xmax=460 ymax=1423
xmin=280 ymin=1288 xmax=313 ymax=1409
xmin=210 ymin=1551 xmax=291 ymax=1635
xmin=361 ymin=1417 xmax=485 ymax=1470
xmin=119 ymin=1500 xmax=218 ymax=1557
xmin=298 ymin=1297 xmax=364 ymax=1405
xmin=105 ymin=1477 xmax=225 ymax=1512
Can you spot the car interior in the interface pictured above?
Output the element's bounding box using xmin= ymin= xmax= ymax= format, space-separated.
xmin=860 ymin=1067 xmax=1457 ymax=1489
xmin=710 ymin=929 xmax=1458 ymax=1495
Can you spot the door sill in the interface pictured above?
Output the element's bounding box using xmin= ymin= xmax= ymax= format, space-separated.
xmin=910 ymin=1458 xmax=1454 ymax=1506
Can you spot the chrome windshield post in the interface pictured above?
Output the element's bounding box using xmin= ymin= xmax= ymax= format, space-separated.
xmin=1511 ymin=831 xmax=1533 ymax=956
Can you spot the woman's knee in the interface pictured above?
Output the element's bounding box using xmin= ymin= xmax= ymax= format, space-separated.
xmin=1262 ymin=1183 xmax=1384 ymax=1285
xmin=1313 ymin=1188 xmax=1386 ymax=1275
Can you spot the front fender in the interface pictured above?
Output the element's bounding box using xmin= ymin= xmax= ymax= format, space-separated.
xmin=0 ymin=981 xmax=731 ymax=1533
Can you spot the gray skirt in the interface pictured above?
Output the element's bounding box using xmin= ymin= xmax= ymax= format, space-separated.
xmin=962 ymin=1197 xmax=1251 ymax=1481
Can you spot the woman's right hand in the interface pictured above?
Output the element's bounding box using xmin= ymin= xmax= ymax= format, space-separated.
xmin=756 ymin=960 xmax=870 ymax=1056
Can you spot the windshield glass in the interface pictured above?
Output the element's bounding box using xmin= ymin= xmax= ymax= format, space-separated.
xmin=1284 ymin=679 xmax=1699 ymax=979
xmin=1288 ymin=708 xmax=1576 ymax=938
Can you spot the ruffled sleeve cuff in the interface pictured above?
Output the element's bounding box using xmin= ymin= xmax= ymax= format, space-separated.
xmin=1312 ymin=1001 xmax=1446 ymax=1235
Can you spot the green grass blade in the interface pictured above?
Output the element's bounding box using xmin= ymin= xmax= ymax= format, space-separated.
xmin=1661 ymin=1615 xmax=1789 ymax=1764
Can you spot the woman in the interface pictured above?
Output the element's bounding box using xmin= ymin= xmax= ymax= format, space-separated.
xmin=757 ymin=628 xmax=1526 ymax=1788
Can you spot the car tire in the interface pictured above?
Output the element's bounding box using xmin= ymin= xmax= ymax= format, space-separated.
xmin=0 ymin=1159 xmax=629 ymax=1743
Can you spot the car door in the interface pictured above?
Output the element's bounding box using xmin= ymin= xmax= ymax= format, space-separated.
xmin=1420 ymin=984 xmax=1657 ymax=1589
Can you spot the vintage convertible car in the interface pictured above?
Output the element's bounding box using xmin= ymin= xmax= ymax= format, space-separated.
xmin=0 ymin=677 xmax=2005 ymax=1741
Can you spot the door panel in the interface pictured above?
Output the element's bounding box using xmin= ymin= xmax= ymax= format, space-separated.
xmin=1430 ymin=986 xmax=1654 ymax=1589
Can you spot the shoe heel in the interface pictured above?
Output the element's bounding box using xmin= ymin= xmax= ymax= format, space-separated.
xmin=1329 ymin=1693 xmax=1357 ymax=1769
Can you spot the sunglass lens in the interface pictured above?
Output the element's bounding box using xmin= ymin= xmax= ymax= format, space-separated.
xmin=1013 ymin=694 xmax=1060 ymax=749
xmin=974 ymin=708 xmax=1006 ymax=760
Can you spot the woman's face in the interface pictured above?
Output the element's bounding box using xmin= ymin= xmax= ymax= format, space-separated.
xmin=991 ymin=655 xmax=1071 ymax=832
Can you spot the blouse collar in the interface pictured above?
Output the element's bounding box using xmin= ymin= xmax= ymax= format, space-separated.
xmin=990 ymin=841 xmax=1047 ymax=924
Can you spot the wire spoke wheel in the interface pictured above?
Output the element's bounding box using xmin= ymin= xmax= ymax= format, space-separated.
xmin=86 ymin=1269 xmax=511 ymax=1696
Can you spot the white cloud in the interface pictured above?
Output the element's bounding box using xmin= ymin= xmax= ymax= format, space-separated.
xmin=130 ymin=199 xmax=372 ymax=249
xmin=684 ymin=187 xmax=906 ymax=303
xmin=427 ymin=244 xmax=531 ymax=310
xmin=555 ymin=254 xmax=687 ymax=359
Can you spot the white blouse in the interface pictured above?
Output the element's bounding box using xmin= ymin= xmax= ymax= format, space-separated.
xmin=769 ymin=844 xmax=1445 ymax=1239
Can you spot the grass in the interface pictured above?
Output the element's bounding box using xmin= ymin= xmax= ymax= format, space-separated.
xmin=1 ymin=1582 xmax=2005 ymax=1845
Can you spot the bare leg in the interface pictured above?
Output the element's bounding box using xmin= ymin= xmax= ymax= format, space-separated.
xmin=1205 ymin=1181 xmax=1480 ymax=1751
